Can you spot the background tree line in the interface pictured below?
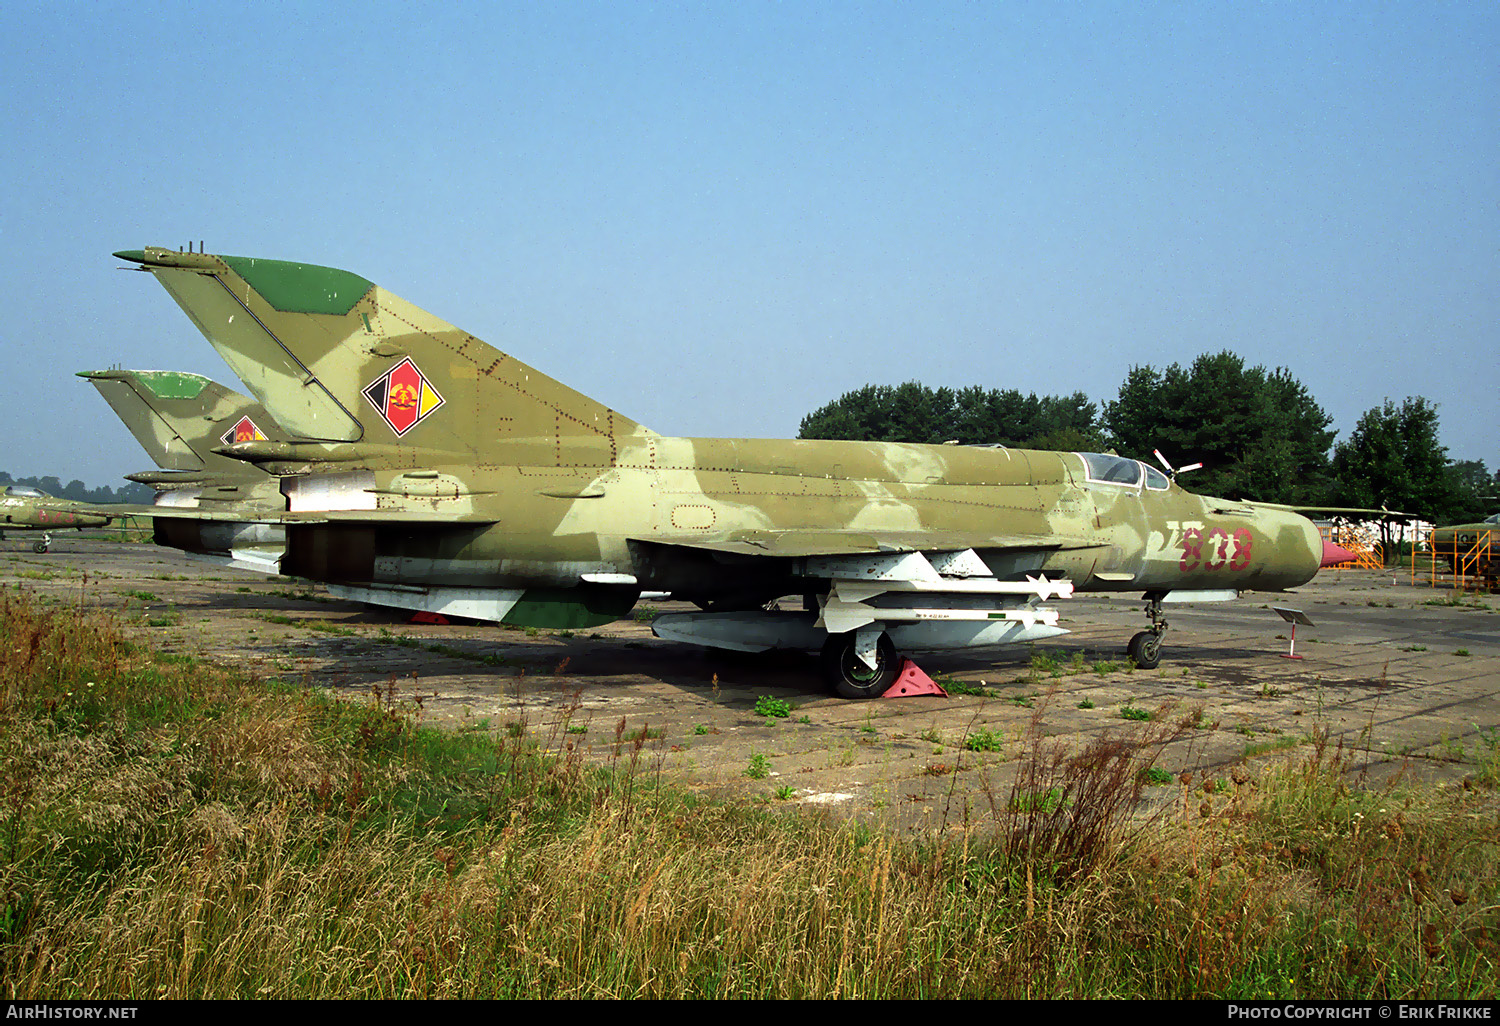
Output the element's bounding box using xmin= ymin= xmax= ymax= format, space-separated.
xmin=798 ymin=350 xmax=1496 ymax=522
xmin=798 ymin=383 xmax=1106 ymax=452
xmin=0 ymin=472 xmax=153 ymax=505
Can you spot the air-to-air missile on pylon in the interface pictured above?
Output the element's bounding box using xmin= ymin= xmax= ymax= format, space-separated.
xmin=112 ymin=245 xmax=1352 ymax=697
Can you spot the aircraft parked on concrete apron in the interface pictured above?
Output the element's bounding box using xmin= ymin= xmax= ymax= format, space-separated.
xmin=115 ymin=245 xmax=1348 ymax=697
xmin=1431 ymin=512 xmax=1499 ymax=581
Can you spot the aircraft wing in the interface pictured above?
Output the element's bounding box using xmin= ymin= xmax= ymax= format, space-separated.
xmin=644 ymin=529 xmax=1090 ymax=660
xmin=120 ymin=504 xmax=499 ymax=525
xmin=1244 ymin=501 xmax=1418 ymax=519
xmin=142 ymin=514 xmax=1066 ymax=547
xmin=639 ymin=529 xmax=1097 ymax=559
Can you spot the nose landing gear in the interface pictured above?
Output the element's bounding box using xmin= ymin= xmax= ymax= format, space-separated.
xmin=1127 ymin=593 xmax=1167 ymax=669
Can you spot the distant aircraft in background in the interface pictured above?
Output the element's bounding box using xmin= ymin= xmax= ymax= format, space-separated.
xmin=1431 ymin=512 xmax=1499 ymax=580
xmin=0 ymin=484 xmax=113 ymax=552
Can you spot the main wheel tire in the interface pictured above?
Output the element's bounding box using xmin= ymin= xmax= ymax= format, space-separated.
xmin=1127 ymin=631 xmax=1162 ymax=669
xmin=32 ymin=540 xmax=47 ymax=554
xmin=821 ymin=631 xmax=899 ymax=699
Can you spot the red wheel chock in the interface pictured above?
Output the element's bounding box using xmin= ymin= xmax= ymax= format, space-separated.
xmin=881 ymin=659 xmax=949 ymax=698
xmin=409 ymin=611 xmax=450 ymax=625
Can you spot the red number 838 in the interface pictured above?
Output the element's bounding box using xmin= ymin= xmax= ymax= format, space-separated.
xmin=1180 ymin=527 xmax=1253 ymax=571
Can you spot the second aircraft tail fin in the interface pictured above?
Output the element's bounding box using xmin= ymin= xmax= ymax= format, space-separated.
xmin=80 ymin=368 xmax=285 ymax=475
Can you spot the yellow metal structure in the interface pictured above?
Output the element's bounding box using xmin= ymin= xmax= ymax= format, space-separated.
xmin=1407 ymin=522 xmax=1499 ymax=593
xmin=1318 ymin=522 xmax=1384 ymax=572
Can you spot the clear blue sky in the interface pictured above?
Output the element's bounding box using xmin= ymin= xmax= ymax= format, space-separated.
xmin=1 ymin=1 xmax=1495 ymax=488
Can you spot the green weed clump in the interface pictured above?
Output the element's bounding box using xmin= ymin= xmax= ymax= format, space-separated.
xmin=754 ymin=696 xmax=792 ymax=719
xmin=943 ymin=679 xmax=997 ymax=697
xmin=1028 ymin=650 xmax=1061 ymax=679
xmin=964 ymin=727 xmax=1005 ymax=753
xmin=1 ymin=591 xmax=1495 ymax=1000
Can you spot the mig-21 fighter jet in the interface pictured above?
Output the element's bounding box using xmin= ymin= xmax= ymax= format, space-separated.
xmin=115 ymin=245 xmax=1347 ymax=696
xmin=0 ymin=484 xmax=113 ymax=552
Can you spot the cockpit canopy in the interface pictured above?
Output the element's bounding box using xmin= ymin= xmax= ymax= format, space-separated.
xmin=3 ymin=485 xmax=50 ymax=498
xmin=1077 ymin=452 xmax=1171 ymax=491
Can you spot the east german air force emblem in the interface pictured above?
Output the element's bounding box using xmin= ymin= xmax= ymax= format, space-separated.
xmin=363 ymin=357 xmax=445 ymax=436
xmin=220 ymin=416 xmax=267 ymax=446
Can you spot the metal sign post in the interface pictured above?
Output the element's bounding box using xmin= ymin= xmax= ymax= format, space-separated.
xmin=1271 ymin=607 xmax=1315 ymax=659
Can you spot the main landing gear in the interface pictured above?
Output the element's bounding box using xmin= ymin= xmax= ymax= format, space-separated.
xmin=32 ymin=533 xmax=51 ymax=554
xmin=1127 ymin=593 xmax=1167 ymax=669
xmin=820 ymin=629 xmax=899 ymax=699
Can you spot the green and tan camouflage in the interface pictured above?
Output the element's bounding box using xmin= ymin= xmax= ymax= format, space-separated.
xmin=1430 ymin=513 xmax=1499 ymax=580
xmin=79 ymin=369 xmax=288 ymax=506
xmin=79 ymin=367 xmax=296 ymax=571
xmin=0 ymin=484 xmax=113 ymax=552
xmin=116 ymin=245 xmax=1339 ymax=695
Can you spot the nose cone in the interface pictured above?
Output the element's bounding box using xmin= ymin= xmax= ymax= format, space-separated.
xmin=1253 ymin=508 xmax=1324 ymax=590
xmin=1321 ymin=540 xmax=1358 ymax=568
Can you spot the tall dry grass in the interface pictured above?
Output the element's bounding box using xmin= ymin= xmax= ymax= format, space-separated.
xmin=1 ymin=589 xmax=1495 ymax=998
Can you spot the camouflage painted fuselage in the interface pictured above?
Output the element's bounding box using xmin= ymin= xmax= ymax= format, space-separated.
xmin=269 ymin=438 xmax=1321 ymax=609
xmin=115 ymin=245 xmax=1324 ymax=632
xmin=1429 ymin=514 xmax=1499 ymax=575
xmin=0 ymin=487 xmax=113 ymax=532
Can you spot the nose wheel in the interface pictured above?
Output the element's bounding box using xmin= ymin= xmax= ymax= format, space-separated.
xmin=1127 ymin=631 xmax=1161 ymax=669
xmin=1127 ymin=594 xmax=1167 ymax=669
xmin=32 ymin=534 xmax=51 ymax=554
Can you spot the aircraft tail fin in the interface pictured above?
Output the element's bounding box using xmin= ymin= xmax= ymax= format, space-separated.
xmin=79 ymin=369 xmax=286 ymax=474
xmin=115 ymin=247 xmax=649 ymax=466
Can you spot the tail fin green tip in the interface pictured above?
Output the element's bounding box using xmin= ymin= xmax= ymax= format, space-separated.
xmin=218 ymin=256 xmax=373 ymax=316
xmin=114 ymin=248 xmax=373 ymax=316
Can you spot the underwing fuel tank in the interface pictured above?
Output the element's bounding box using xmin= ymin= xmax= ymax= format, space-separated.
xmin=152 ymin=517 xmax=285 ymax=574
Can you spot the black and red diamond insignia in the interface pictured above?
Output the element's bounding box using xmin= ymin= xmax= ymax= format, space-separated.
xmin=220 ymin=416 xmax=267 ymax=446
xmin=363 ymin=357 xmax=444 ymax=437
